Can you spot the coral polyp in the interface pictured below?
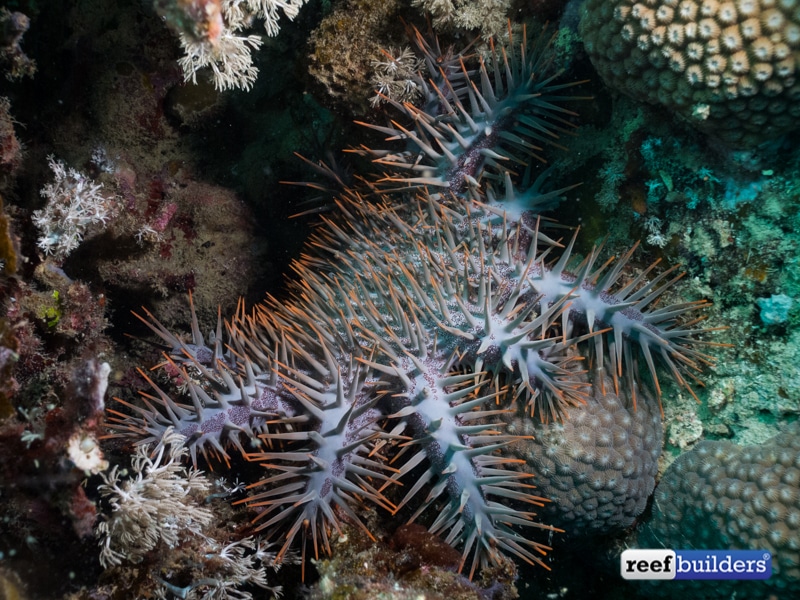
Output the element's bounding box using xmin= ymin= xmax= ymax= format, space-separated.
xmin=106 ymin=19 xmax=722 ymax=583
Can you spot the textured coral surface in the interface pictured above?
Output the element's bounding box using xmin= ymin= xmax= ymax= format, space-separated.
xmin=580 ymin=0 xmax=800 ymax=147
xmin=509 ymin=372 xmax=663 ymax=534
xmin=638 ymin=423 xmax=800 ymax=598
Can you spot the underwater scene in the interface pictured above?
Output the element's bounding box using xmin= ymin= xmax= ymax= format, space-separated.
xmin=0 ymin=0 xmax=798 ymax=598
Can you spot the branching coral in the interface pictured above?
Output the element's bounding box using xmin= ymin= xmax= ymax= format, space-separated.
xmin=156 ymin=0 xmax=311 ymax=91
xmin=32 ymin=156 xmax=117 ymax=260
xmin=96 ymin=427 xmax=285 ymax=598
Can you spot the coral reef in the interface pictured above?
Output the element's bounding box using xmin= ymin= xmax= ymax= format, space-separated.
xmin=579 ymin=0 xmax=800 ymax=147
xmin=308 ymin=0 xmax=406 ymax=116
xmin=0 ymin=358 xmax=110 ymax=593
xmin=1 ymin=0 xmax=798 ymax=598
xmin=91 ymin=176 xmax=260 ymax=325
xmin=636 ymin=423 xmax=800 ymax=598
xmin=533 ymin=60 xmax=800 ymax=447
xmin=411 ymin=0 xmax=513 ymax=38
xmin=32 ymin=156 xmax=118 ymax=260
xmin=32 ymin=0 xmax=265 ymax=327
xmin=306 ymin=523 xmax=518 ymax=600
xmin=0 ymin=8 xmax=36 ymax=80
xmin=96 ymin=427 xmax=286 ymax=599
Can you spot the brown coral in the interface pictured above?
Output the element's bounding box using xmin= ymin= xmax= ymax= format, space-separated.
xmin=308 ymin=0 xmax=405 ymax=116
xmin=507 ymin=371 xmax=663 ymax=535
xmin=579 ymin=0 xmax=800 ymax=147
xmin=637 ymin=423 xmax=800 ymax=598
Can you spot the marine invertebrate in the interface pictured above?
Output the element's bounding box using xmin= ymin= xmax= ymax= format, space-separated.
xmin=158 ymin=0 xmax=311 ymax=91
xmin=107 ymin=295 xmax=284 ymax=465
xmin=177 ymin=21 xmax=263 ymax=92
xmin=96 ymin=427 xmax=286 ymax=599
xmin=0 ymin=7 xmax=36 ymax=80
xmin=579 ymin=0 xmax=800 ymax=147
xmin=369 ymin=46 xmax=426 ymax=107
xmin=354 ymin=23 xmax=587 ymax=194
xmin=32 ymin=156 xmax=117 ymax=260
xmin=108 ymin=20 xmax=722 ymax=583
xmin=97 ymin=428 xmax=216 ymax=567
xmin=411 ymin=0 xmax=513 ymax=39
xmin=308 ymin=0 xmax=405 ymax=116
xmin=110 ymin=186 xmax=719 ymax=578
xmin=636 ymin=423 xmax=800 ymax=598
xmin=241 ymin=356 xmax=397 ymax=572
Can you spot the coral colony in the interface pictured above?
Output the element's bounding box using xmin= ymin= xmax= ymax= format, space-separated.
xmin=580 ymin=0 xmax=800 ymax=147
xmin=107 ymin=22 xmax=721 ymax=585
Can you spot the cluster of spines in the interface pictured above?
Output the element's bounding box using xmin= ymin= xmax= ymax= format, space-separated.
xmin=109 ymin=186 xmax=719 ymax=574
xmin=352 ymin=22 xmax=589 ymax=196
xmin=107 ymin=20 xmax=723 ymax=581
xmin=374 ymin=352 xmax=562 ymax=578
xmin=107 ymin=296 xmax=276 ymax=465
xmin=238 ymin=357 xmax=396 ymax=576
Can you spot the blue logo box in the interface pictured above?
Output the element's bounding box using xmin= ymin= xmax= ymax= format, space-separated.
xmin=621 ymin=549 xmax=772 ymax=580
xmin=674 ymin=550 xmax=772 ymax=580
